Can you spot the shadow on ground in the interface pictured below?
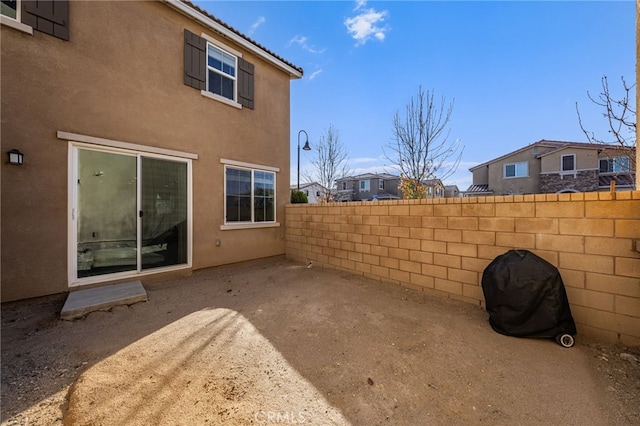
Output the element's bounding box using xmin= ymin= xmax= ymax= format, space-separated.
xmin=2 ymin=256 xmax=639 ymax=425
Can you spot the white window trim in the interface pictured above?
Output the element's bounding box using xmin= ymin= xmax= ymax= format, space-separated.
xmin=359 ymin=179 xmax=370 ymax=192
xmin=600 ymin=156 xmax=632 ymax=173
xmin=221 ymin=159 xmax=280 ymax=230
xmin=201 ymin=32 xmax=243 ymax=58
xmin=58 ymin=131 xmax=198 ymax=160
xmin=202 ymin=37 xmax=239 ymax=106
xmin=200 ymin=90 xmax=242 ymax=109
xmin=540 ymin=167 xmax=596 ymax=176
xmin=561 ymin=154 xmax=576 ymax=172
xmin=220 ymin=158 xmax=280 ymax=172
xmin=1 ymin=2 xmax=33 ymax=35
xmin=379 ymin=180 xmax=384 ymax=190
xmin=503 ymin=161 xmax=528 ymax=179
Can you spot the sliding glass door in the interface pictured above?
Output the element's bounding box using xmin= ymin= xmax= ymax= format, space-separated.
xmin=73 ymin=147 xmax=189 ymax=282
xmin=140 ymin=157 xmax=188 ymax=270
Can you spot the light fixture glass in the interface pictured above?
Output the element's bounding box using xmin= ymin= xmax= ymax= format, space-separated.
xmin=8 ymin=149 xmax=23 ymax=165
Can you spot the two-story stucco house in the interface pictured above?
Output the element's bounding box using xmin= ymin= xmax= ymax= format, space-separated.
xmin=290 ymin=182 xmax=332 ymax=203
xmin=335 ymin=173 xmax=447 ymax=201
xmin=1 ymin=0 xmax=302 ymax=302
xmin=465 ymin=140 xmax=636 ymax=196
xmin=335 ymin=173 xmax=403 ymax=202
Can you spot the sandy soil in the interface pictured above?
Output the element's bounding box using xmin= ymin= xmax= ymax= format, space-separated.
xmin=1 ymin=257 xmax=639 ymax=425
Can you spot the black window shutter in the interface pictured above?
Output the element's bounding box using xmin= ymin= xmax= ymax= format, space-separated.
xmin=22 ymin=0 xmax=69 ymax=41
xmin=238 ymin=58 xmax=254 ymax=110
xmin=184 ymin=29 xmax=206 ymax=90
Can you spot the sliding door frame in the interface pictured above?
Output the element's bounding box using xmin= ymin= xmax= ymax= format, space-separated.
xmin=67 ymin=142 xmax=193 ymax=288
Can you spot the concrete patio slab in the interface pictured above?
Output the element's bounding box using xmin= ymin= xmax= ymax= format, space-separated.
xmin=60 ymin=281 xmax=147 ymax=320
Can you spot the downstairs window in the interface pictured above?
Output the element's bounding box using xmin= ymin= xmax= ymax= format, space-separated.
xmin=225 ymin=166 xmax=276 ymax=224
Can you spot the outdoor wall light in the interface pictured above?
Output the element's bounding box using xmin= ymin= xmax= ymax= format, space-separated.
xmin=7 ymin=149 xmax=24 ymax=165
xmin=297 ymin=130 xmax=311 ymax=190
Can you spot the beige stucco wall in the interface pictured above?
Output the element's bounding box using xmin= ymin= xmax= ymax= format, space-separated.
xmin=540 ymin=147 xmax=598 ymax=173
xmin=286 ymin=192 xmax=640 ymax=346
xmin=486 ymin=147 xmax=540 ymax=194
xmin=1 ymin=1 xmax=294 ymax=301
xmin=471 ymin=165 xmax=488 ymax=185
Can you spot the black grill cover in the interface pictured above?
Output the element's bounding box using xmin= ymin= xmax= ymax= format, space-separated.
xmin=482 ymin=250 xmax=577 ymax=338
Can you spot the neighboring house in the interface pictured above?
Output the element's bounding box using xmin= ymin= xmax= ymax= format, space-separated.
xmin=423 ymin=179 xmax=446 ymax=198
xmin=444 ymin=185 xmax=461 ymax=198
xmin=335 ymin=173 xmax=448 ymax=201
xmin=291 ymin=182 xmax=331 ymax=203
xmin=336 ymin=173 xmax=402 ymax=202
xmin=465 ymin=140 xmax=636 ymax=196
xmin=1 ymin=0 xmax=302 ymax=302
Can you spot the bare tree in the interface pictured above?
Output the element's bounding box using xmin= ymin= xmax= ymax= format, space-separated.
xmin=303 ymin=124 xmax=350 ymax=202
xmin=576 ymin=75 xmax=636 ymax=171
xmin=385 ymin=86 xmax=463 ymax=199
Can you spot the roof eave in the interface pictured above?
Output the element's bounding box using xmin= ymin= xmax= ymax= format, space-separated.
xmin=164 ymin=0 xmax=303 ymax=79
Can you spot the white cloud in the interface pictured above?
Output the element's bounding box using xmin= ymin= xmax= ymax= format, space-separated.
xmin=344 ymin=0 xmax=389 ymax=46
xmin=308 ymin=69 xmax=323 ymax=80
xmin=288 ymin=34 xmax=327 ymax=54
xmin=248 ymin=16 xmax=265 ymax=36
xmin=350 ymin=156 xmax=380 ymax=164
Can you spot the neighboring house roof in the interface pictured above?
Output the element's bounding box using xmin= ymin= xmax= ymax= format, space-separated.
xmin=465 ymin=184 xmax=492 ymax=194
xmin=468 ymin=140 xmax=616 ymax=172
xmin=165 ymin=0 xmax=303 ymax=78
xmin=339 ymin=173 xmax=399 ymax=181
xmin=537 ymin=143 xmax=613 ymax=158
xmin=291 ymin=182 xmax=329 ymax=191
xmin=445 ymin=185 xmax=460 ymax=191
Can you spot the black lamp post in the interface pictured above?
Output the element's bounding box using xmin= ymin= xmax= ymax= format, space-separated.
xmin=297 ymin=130 xmax=311 ymax=190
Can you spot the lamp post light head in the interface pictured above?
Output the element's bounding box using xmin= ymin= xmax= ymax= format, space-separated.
xmin=297 ymin=130 xmax=310 ymax=190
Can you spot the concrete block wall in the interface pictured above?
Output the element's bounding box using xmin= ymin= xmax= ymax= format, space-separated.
xmin=285 ymin=191 xmax=640 ymax=346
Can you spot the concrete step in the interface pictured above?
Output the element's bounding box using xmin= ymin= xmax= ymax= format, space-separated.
xmin=61 ymin=280 xmax=147 ymax=320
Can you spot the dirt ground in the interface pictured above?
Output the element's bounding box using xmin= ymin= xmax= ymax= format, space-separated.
xmin=1 ymin=256 xmax=639 ymax=425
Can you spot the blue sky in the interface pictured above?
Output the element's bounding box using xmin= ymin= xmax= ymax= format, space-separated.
xmin=194 ymin=0 xmax=635 ymax=190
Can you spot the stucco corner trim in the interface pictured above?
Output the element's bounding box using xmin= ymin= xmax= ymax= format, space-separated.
xmin=1 ymin=15 xmax=33 ymax=35
xmin=220 ymin=158 xmax=280 ymax=173
xmin=220 ymin=222 xmax=281 ymax=231
xmin=57 ymin=131 xmax=199 ymax=160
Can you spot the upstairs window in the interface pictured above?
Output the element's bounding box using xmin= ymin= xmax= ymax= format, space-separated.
xmin=1 ymin=0 xmax=18 ymax=20
xmin=359 ymin=180 xmax=370 ymax=192
xmin=184 ymin=29 xmax=254 ymax=109
xmin=341 ymin=181 xmax=347 ymax=190
xmin=600 ymin=157 xmax=631 ymax=173
xmin=504 ymin=162 xmax=528 ymax=178
xmin=561 ymin=154 xmax=576 ymax=172
xmin=1 ymin=0 xmax=69 ymax=39
xmin=379 ymin=180 xmax=384 ymax=190
xmin=207 ymin=44 xmax=236 ymax=101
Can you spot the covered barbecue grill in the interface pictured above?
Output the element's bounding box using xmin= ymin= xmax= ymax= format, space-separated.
xmin=481 ymin=250 xmax=577 ymax=347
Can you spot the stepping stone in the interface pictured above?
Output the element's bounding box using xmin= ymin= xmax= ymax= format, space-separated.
xmin=61 ymin=281 xmax=147 ymax=320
